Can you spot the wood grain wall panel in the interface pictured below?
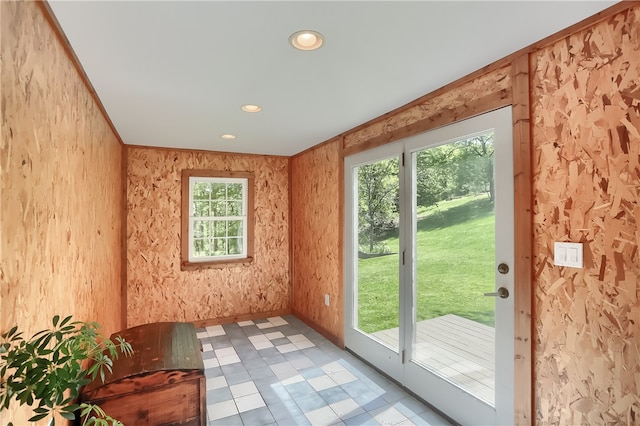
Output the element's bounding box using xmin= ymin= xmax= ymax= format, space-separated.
xmin=531 ymin=7 xmax=640 ymax=424
xmin=290 ymin=139 xmax=342 ymax=345
xmin=1 ymin=2 xmax=124 ymax=423
xmin=126 ymin=148 xmax=289 ymax=327
xmin=342 ymin=66 xmax=512 ymax=155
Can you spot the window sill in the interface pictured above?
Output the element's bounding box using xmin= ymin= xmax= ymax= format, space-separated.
xmin=181 ymin=257 xmax=254 ymax=271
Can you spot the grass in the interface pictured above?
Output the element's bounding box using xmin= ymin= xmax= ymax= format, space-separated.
xmin=357 ymin=194 xmax=496 ymax=333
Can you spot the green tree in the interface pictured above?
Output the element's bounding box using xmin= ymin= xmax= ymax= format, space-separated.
xmin=358 ymin=158 xmax=399 ymax=253
xmin=415 ymin=133 xmax=495 ymax=209
xmin=415 ymin=144 xmax=458 ymax=208
xmin=456 ymin=134 xmax=495 ymax=201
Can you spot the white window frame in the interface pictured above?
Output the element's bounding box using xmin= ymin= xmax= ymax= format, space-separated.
xmin=181 ymin=170 xmax=254 ymax=270
xmin=188 ymin=176 xmax=247 ymax=262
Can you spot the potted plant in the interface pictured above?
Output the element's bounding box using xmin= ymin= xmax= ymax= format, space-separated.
xmin=0 ymin=315 xmax=133 ymax=426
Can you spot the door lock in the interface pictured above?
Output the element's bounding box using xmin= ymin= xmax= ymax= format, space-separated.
xmin=484 ymin=287 xmax=509 ymax=299
xmin=497 ymin=263 xmax=509 ymax=274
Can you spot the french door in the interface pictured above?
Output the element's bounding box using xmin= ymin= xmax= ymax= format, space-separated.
xmin=344 ymin=107 xmax=514 ymax=425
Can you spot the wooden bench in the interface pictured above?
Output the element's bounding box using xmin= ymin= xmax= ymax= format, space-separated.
xmin=81 ymin=322 xmax=205 ymax=425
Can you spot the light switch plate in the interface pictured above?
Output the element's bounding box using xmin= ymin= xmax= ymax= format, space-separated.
xmin=554 ymin=242 xmax=583 ymax=268
xmin=324 ymin=294 xmax=330 ymax=306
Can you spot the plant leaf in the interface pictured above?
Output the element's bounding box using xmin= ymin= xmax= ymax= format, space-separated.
xmin=59 ymin=315 xmax=73 ymax=327
xmin=61 ymin=410 xmax=76 ymax=420
xmin=28 ymin=412 xmax=49 ymax=422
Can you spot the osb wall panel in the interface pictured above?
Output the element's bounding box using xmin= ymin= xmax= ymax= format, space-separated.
xmin=343 ymin=66 xmax=512 ymax=153
xmin=126 ymin=148 xmax=289 ymax=326
xmin=291 ymin=140 xmax=342 ymax=343
xmin=532 ymin=6 xmax=640 ymax=425
xmin=1 ymin=2 xmax=124 ymax=424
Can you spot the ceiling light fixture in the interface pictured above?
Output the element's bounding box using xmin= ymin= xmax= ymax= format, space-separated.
xmin=220 ymin=134 xmax=236 ymax=140
xmin=289 ymin=30 xmax=324 ymax=51
xmin=241 ymin=104 xmax=262 ymax=113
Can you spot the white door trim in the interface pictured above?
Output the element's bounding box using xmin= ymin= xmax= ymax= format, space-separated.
xmin=344 ymin=107 xmax=515 ymax=425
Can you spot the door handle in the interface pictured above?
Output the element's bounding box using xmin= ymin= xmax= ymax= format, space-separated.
xmin=484 ymin=287 xmax=509 ymax=299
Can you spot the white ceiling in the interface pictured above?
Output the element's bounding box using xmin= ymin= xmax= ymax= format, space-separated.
xmin=48 ymin=1 xmax=618 ymax=156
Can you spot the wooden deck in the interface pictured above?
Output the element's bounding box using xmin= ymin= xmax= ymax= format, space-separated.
xmin=371 ymin=314 xmax=495 ymax=404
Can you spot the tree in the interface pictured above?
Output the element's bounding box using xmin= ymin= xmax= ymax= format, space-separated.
xmin=358 ymin=158 xmax=399 ymax=253
xmin=415 ymin=144 xmax=458 ymax=208
xmin=414 ymin=133 xmax=495 ymax=209
xmin=355 ymin=134 xmax=494 ymax=252
xmin=456 ymin=134 xmax=495 ymax=201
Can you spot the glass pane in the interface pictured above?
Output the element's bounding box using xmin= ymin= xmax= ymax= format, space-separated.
xmin=228 ymin=238 xmax=242 ymax=255
xmin=355 ymin=157 xmax=400 ymax=351
xmin=204 ymin=239 xmax=215 ymax=256
xmin=211 ymin=183 xmax=226 ymax=199
xmin=228 ymin=201 xmax=243 ymax=216
xmin=193 ymin=201 xmax=210 ymax=217
xmin=213 ymin=238 xmax=227 ymax=255
xmin=412 ymin=133 xmax=496 ymax=404
xmin=193 ymin=238 xmax=205 ymax=256
xmin=228 ymin=220 xmax=242 ymax=237
xmin=214 ymin=221 xmax=227 ymax=238
xmin=212 ymin=201 xmax=226 ymax=217
xmin=194 ymin=238 xmax=214 ymax=257
xmin=227 ymin=183 xmax=243 ymax=200
xmin=193 ymin=182 xmax=210 ymax=200
xmin=193 ymin=220 xmax=206 ymax=238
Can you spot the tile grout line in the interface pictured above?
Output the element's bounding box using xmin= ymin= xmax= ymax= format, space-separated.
xmin=197 ymin=315 xmax=453 ymax=426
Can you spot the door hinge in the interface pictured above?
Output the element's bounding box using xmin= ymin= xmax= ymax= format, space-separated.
xmin=401 ymin=152 xmax=405 ymax=167
xmin=402 ymin=350 xmax=405 ymax=364
xmin=402 ymin=251 xmax=405 ymax=265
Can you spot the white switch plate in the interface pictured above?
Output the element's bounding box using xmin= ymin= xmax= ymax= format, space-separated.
xmin=324 ymin=294 xmax=330 ymax=306
xmin=554 ymin=242 xmax=583 ymax=268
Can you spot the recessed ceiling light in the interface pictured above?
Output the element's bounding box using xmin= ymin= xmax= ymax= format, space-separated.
xmin=289 ymin=30 xmax=324 ymax=51
xmin=241 ymin=104 xmax=262 ymax=113
xmin=220 ymin=134 xmax=236 ymax=140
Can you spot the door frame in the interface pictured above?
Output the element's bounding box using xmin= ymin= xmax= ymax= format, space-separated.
xmin=400 ymin=106 xmax=514 ymax=425
xmin=342 ymin=58 xmax=535 ymax=426
xmin=342 ymin=85 xmax=533 ymax=423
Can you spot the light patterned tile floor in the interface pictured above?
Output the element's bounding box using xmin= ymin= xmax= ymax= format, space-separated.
xmin=197 ymin=315 xmax=454 ymax=426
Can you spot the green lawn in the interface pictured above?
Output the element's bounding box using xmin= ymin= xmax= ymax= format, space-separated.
xmin=357 ymin=194 xmax=496 ymax=333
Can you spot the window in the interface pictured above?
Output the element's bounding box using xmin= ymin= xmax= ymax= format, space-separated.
xmin=181 ymin=170 xmax=254 ymax=270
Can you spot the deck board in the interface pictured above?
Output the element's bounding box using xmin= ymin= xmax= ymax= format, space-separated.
xmin=370 ymin=314 xmax=496 ymax=404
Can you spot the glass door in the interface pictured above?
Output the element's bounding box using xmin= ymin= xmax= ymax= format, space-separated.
xmin=403 ymin=107 xmax=514 ymax=425
xmin=345 ymin=107 xmax=514 ymax=425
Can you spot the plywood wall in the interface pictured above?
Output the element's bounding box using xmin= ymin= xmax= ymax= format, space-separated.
xmin=0 ymin=2 xmax=124 ymax=424
xmin=531 ymin=6 xmax=640 ymax=424
xmin=343 ymin=66 xmax=512 ymax=155
xmin=290 ymin=139 xmax=342 ymax=345
xmin=126 ymin=147 xmax=289 ymax=327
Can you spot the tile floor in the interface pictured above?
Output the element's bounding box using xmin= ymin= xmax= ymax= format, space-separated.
xmin=196 ymin=315 xmax=454 ymax=426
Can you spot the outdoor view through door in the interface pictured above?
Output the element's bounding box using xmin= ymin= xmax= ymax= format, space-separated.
xmin=345 ymin=107 xmax=514 ymax=425
xmin=409 ymin=134 xmax=497 ymax=404
xmin=356 ymin=157 xmax=400 ymax=352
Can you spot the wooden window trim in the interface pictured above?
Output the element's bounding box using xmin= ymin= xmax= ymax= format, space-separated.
xmin=181 ymin=169 xmax=255 ymax=271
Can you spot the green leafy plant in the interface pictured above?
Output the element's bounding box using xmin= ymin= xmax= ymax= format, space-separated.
xmin=0 ymin=315 xmax=133 ymax=425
